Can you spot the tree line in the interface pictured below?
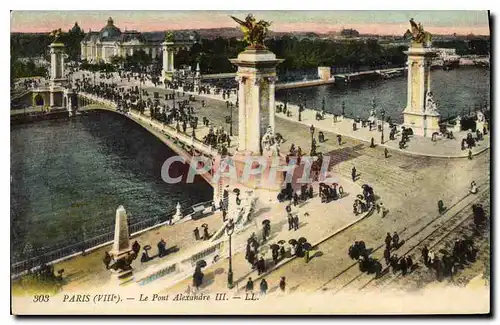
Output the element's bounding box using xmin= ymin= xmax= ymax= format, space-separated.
xmin=11 ymin=30 xmax=491 ymax=77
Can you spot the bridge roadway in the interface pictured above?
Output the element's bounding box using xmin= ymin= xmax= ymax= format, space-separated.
xmin=164 ymin=142 xmax=490 ymax=296
xmin=60 ymin=73 xmax=489 ymax=293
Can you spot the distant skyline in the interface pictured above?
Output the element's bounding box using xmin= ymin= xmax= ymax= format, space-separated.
xmin=11 ymin=11 xmax=490 ymax=35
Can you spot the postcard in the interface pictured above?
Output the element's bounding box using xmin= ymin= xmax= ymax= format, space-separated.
xmin=10 ymin=10 xmax=490 ymax=315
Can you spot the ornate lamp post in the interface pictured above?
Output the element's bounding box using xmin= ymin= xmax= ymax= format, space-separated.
xmin=225 ymin=219 xmax=235 ymax=289
xmin=172 ymin=90 xmax=176 ymax=110
xmin=380 ymin=108 xmax=386 ymax=144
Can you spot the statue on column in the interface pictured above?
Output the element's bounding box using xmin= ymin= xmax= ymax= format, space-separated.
xmin=476 ymin=110 xmax=485 ymax=122
xmin=50 ymin=28 xmax=62 ymax=42
xmin=231 ymin=14 xmax=271 ymax=49
xmin=261 ymin=125 xmax=281 ymax=156
xmin=403 ymin=18 xmax=432 ymax=46
xmin=425 ymin=91 xmax=438 ymax=114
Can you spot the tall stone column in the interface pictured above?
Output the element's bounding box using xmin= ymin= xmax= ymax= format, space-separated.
xmin=406 ymin=60 xmax=412 ymax=109
xmin=268 ymin=76 xmax=277 ymax=133
xmin=236 ymin=76 xmax=247 ymax=151
xmin=229 ymin=48 xmax=283 ymax=155
xmin=161 ymin=42 xmax=170 ymax=80
xmin=402 ymin=43 xmax=439 ymax=137
xmin=169 ymin=50 xmax=174 ymax=72
xmin=251 ymin=76 xmax=262 ymax=154
xmin=49 ymin=39 xmax=66 ymax=108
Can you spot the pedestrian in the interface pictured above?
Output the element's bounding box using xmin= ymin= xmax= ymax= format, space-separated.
xmin=287 ymin=214 xmax=293 ymax=231
xmin=400 ymin=255 xmax=408 ymax=275
xmin=279 ymin=276 xmax=286 ymax=292
xmin=293 ymin=214 xmax=299 ymax=231
xmin=352 ymin=166 xmax=357 ymax=182
xmin=103 ymin=251 xmax=112 ymax=269
xmin=337 ymin=134 xmax=342 ymax=146
xmin=272 ymin=248 xmax=279 ymax=265
xmin=384 ymin=148 xmax=389 ymax=158
xmin=406 ymin=255 xmax=413 ymax=270
xmin=260 ymin=279 xmax=268 ymax=295
xmin=438 ymin=200 xmax=445 ymax=214
xmin=390 ymin=254 xmax=399 ymax=273
xmin=468 ymin=149 xmax=473 ymax=160
xmin=258 ymin=257 xmax=266 ymax=275
xmin=392 ymin=231 xmax=399 ymax=249
xmin=280 ymin=245 xmax=286 ymax=260
xmin=384 ymin=232 xmax=392 ymax=250
xmin=470 ymin=181 xmax=478 ymax=194
xmin=245 ymin=277 xmax=254 ymax=292
xmin=433 ymin=256 xmax=442 ymax=281
xmin=203 ymin=226 xmax=210 ymax=240
xmin=383 ymin=246 xmax=391 ymax=265
xmin=370 ymin=137 xmax=375 ymax=148
xmin=421 ymin=245 xmax=429 ymax=266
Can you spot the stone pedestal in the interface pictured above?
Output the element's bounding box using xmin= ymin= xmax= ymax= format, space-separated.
xmin=402 ymin=44 xmax=440 ymax=137
xmin=108 ymin=205 xmax=134 ymax=282
xmin=318 ymin=66 xmax=331 ymax=81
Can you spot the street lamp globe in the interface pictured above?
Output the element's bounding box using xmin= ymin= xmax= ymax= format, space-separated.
xmin=225 ymin=219 xmax=235 ymax=236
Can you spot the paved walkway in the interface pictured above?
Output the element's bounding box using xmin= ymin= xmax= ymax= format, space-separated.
xmin=162 ymin=175 xmax=370 ymax=293
xmin=277 ymin=105 xmax=490 ymax=158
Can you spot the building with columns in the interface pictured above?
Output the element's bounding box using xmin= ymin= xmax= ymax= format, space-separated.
xmin=81 ymin=17 xmax=199 ymax=64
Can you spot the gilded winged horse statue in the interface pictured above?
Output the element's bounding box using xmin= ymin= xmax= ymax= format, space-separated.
xmin=404 ymin=18 xmax=432 ymax=45
xmin=231 ymin=14 xmax=271 ymax=49
xmin=50 ymin=28 xmax=62 ymax=42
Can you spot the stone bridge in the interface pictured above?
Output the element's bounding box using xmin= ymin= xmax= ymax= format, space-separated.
xmin=77 ymin=93 xmax=220 ymax=190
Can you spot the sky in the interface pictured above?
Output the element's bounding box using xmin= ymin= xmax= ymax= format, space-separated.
xmin=10 ymin=11 xmax=490 ymax=35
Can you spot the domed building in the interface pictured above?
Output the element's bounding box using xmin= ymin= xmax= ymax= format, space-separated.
xmin=81 ymin=17 xmax=198 ymax=64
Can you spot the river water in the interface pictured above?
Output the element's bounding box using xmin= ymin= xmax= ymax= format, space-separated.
xmin=10 ymin=111 xmax=213 ymax=257
xmin=275 ymin=67 xmax=490 ymax=122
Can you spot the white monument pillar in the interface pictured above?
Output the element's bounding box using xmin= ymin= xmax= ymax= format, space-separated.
xmin=110 ymin=205 xmax=132 ymax=258
xmin=230 ymin=48 xmax=283 ymax=154
xmin=49 ymin=38 xmax=67 ymax=108
xmin=161 ymin=42 xmax=172 ymax=80
xmin=402 ymin=43 xmax=440 ymax=137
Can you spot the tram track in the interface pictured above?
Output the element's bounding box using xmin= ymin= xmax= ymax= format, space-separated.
xmin=375 ymin=195 xmax=491 ymax=291
xmin=315 ymin=181 xmax=490 ymax=294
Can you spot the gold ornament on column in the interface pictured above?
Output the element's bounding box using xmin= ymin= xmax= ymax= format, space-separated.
xmin=231 ymin=14 xmax=271 ymax=49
